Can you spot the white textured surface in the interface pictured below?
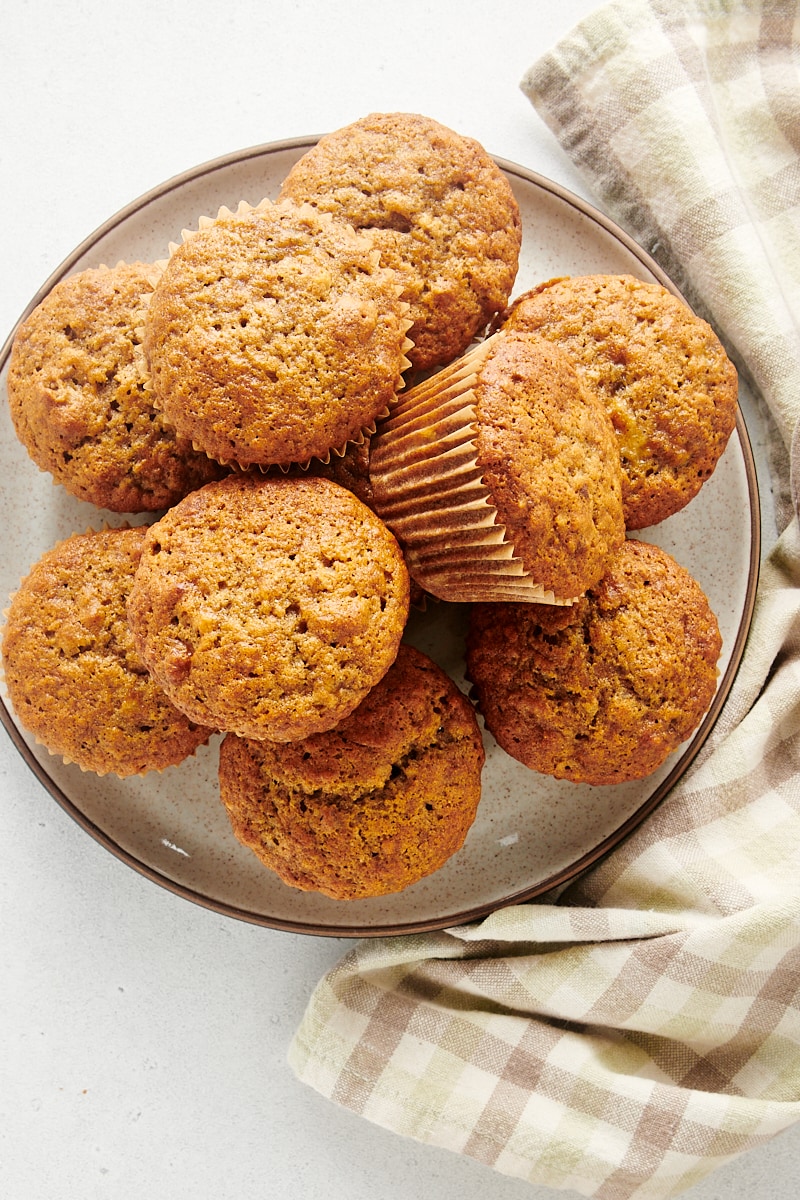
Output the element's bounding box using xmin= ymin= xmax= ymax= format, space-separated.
xmin=1 ymin=2 xmax=797 ymax=1198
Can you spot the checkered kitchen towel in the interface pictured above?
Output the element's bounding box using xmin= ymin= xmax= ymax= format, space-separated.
xmin=288 ymin=3 xmax=800 ymax=1196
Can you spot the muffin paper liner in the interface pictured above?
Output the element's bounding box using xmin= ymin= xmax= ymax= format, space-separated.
xmin=370 ymin=334 xmax=579 ymax=606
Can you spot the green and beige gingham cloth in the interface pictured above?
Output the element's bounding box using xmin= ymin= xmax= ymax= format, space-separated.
xmin=288 ymin=2 xmax=800 ymax=1196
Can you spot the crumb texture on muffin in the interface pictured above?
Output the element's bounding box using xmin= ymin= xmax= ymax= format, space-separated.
xmin=474 ymin=332 xmax=625 ymax=597
xmin=466 ymin=538 xmax=722 ymax=785
xmin=144 ymin=199 xmax=411 ymax=468
xmin=279 ymin=112 xmax=521 ymax=371
xmin=126 ymin=474 xmax=410 ymax=741
xmin=501 ymin=274 xmax=738 ymax=528
xmin=369 ymin=331 xmax=625 ymax=604
xmin=1 ymin=527 xmax=213 ymax=776
xmin=7 ymin=262 xmax=225 ymax=512
xmin=218 ymin=644 xmax=485 ymax=898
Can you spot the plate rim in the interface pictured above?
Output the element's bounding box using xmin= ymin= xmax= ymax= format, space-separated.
xmin=0 ymin=137 xmax=761 ymax=937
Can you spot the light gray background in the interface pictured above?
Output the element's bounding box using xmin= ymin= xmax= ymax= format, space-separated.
xmin=2 ymin=3 xmax=798 ymax=1198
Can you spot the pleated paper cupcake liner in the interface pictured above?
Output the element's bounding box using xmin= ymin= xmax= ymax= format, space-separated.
xmin=370 ymin=334 xmax=580 ymax=606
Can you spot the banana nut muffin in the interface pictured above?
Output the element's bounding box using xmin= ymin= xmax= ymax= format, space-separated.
xmin=279 ymin=112 xmax=522 ymax=373
xmin=143 ymin=198 xmax=412 ymax=469
xmin=1 ymin=526 xmax=213 ymax=776
xmin=466 ymin=538 xmax=722 ymax=785
xmin=7 ymin=262 xmax=226 ymax=512
xmin=370 ymin=330 xmax=625 ymax=603
xmin=217 ymin=644 xmax=485 ymax=899
xmin=499 ymin=274 xmax=738 ymax=529
xmin=126 ymin=473 xmax=410 ymax=742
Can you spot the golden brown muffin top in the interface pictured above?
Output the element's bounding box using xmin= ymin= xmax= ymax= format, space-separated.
xmin=500 ymin=274 xmax=738 ymax=529
xmin=1 ymin=527 xmax=213 ymax=776
xmin=279 ymin=112 xmax=522 ymax=372
xmin=126 ymin=473 xmax=410 ymax=742
xmin=474 ymin=332 xmax=625 ymax=599
xmin=466 ymin=538 xmax=722 ymax=786
xmin=143 ymin=199 xmax=411 ymax=468
xmin=7 ymin=262 xmax=225 ymax=512
xmin=218 ymin=644 xmax=485 ymax=899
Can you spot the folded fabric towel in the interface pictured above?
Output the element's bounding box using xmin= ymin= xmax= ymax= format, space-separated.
xmin=289 ymin=3 xmax=800 ymax=1196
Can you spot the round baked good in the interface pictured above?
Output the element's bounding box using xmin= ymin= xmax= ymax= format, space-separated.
xmin=466 ymin=538 xmax=722 ymax=785
xmin=217 ymin=644 xmax=485 ymax=899
xmin=126 ymin=473 xmax=410 ymax=741
xmin=1 ymin=527 xmax=213 ymax=776
xmin=6 ymin=262 xmax=225 ymax=512
xmin=279 ymin=112 xmax=522 ymax=372
xmin=499 ymin=274 xmax=738 ymax=529
xmin=143 ymin=198 xmax=412 ymax=469
xmin=370 ymin=330 xmax=625 ymax=603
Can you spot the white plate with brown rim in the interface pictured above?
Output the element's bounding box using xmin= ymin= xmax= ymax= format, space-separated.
xmin=0 ymin=136 xmax=760 ymax=937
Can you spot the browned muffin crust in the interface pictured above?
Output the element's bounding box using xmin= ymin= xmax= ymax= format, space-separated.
xmin=473 ymin=332 xmax=625 ymax=599
xmin=466 ymin=538 xmax=722 ymax=785
xmin=126 ymin=473 xmax=410 ymax=742
xmin=500 ymin=274 xmax=738 ymax=529
xmin=7 ymin=262 xmax=226 ymax=512
xmin=143 ymin=199 xmax=411 ymax=468
xmin=279 ymin=112 xmax=522 ymax=372
xmin=2 ymin=527 xmax=213 ymax=776
xmin=368 ymin=331 xmax=625 ymax=604
xmin=218 ymin=644 xmax=485 ymax=899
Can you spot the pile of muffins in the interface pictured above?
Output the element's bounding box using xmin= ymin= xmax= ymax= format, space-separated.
xmin=2 ymin=113 xmax=737 ymax=901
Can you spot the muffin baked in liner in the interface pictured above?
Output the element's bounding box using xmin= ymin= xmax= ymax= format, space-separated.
xmin=6 ymin=260 xmax=226 ymax=512
xmin=465 ymin=538 xmax=723 ymax=786
xmin=278 ymin=112 xmax=522 ymax=374
xmin=142 ymin=198 xmax=414 ymax=472
xmin=1 ymin=526 xmax=214 ymax=777
xmin=497 ymin=274 xmax=739 ymax=529
xmin=369 ymin=331 xmax=625 ymax=605
xmin=217 ymin=644 xmax=485 ymax=900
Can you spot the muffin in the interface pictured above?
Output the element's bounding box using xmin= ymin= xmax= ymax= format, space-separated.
xmin=6 ymin=262 xmax=226 ymax=512
xmin=1 ymin=527 xmax=213 ymax=776
xmin=466 ymin=538 xmax=722 ymax=786
xmin=279 ymin=112 xmax=522 ymax=373
xmin=126 ymin=473 xmax=410 ymax=741
xmin=143 ymin=198 xmax=413 ymax=469
xmin=499 ymin=274 xmax=739 ymax=528
xmin=218 ymin=644 xmax=485 ymax=899
xmin=370 ymin=330 xmax=625 ymax=604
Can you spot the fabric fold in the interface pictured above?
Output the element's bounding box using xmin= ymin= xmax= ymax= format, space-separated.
xmin=521 ymin=0 xmax=800 ymax=479
xmin=289 ymin=3 xmax=800 ymax=1196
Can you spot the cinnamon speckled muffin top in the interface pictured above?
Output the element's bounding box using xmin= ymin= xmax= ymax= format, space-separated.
xmin=126 ymin=473 xmax=410 ymax=742
xmin=6 ymin=262 xmax=225 ymax=512
xmin=466 ymin=538 xmax=722 ymax=785
xmin=279 ymin=113 xmax=522 ymax=372
xmin=143 ymin=199 xmax=412 ymax=468
xmin=500 ymin=274 xmax=738 ymax=529
xmin=1 ymin=527 xmax=213 ymax=776
xmin=218 ymin=644 xmax=485 ymax=899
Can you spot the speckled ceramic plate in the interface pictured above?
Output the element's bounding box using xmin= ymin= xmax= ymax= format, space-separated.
xmin=0 ymin=138 xmax=760 ymax=937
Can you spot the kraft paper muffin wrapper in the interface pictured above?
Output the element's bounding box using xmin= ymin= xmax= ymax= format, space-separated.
xmin=145 ymin=199 xmax=414 ymax=473
xmin=370 ymin=334 xmax=580 ymax=606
